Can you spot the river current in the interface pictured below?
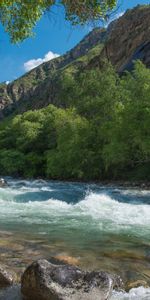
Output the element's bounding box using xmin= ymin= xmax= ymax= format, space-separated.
xmin=0 ymin=178 xmax=150 ymax=299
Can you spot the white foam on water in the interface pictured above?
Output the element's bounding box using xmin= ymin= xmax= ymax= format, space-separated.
xmin=0 ymin=184 xmax=150 ymax=236
xmin=111 ymin=287 xmax=150 ymax=300
xmin=77 ymin=192 xmax=150 ymax=226
xmin=41 ymin=186 xmax=54 ymax=191
xmin=19 ymin=186 xmax=40 ymax=192
xmin=120 ymin=189 xmax=150 ymax=197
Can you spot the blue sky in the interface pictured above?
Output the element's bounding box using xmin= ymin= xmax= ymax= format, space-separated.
xmin=0 ymin=0 xmax=149 ymax=83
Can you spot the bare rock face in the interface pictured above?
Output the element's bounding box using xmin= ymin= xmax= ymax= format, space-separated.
xmin=21 ymin=259 xmax=123 ymax=300
xmin=0 ymin=265 xmax=17 ymax=288
xmin=101 ymin=5 xmax=150 ymax=72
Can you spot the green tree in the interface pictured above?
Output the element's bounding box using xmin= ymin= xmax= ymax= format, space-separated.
xmin=0 ymin=0 xmax=117 ymax=43
xmin=46 ymin=108 xmax=91 ymax=179
xmin=0 ymin=149 xmax=25 ymax=176
xmin=60 ymin=63 xmax=120 ymax=175
xmin=12 ymin=111 xmax=45 ymax=153
xmin=103 ymin=61 xmax=150 ymax=179
xmin=24 ymin=152 xmax=45 ymax=178
xmin=46 ymin=107 xmax=101 ymax=180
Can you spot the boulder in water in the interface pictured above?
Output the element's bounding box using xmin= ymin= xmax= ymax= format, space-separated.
xmin=0 ymin=178 xmax=7 ymax=188
xmin=21 ymin=259 xmax=123 ymax=300
xmin=0 ymin=265 xmax=17 ymax=288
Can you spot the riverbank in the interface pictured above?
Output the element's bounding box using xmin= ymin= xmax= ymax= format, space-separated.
xmin=0 ymin=254 xmax=150 ymax=300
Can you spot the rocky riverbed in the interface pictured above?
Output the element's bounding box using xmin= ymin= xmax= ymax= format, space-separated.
xmin=0 ymin=258 xmax=123 ymax=300
xmin=0 ymin=178 xmax=150 ymax=299
xmin=1 ymin=258 xmax=150 ymax=300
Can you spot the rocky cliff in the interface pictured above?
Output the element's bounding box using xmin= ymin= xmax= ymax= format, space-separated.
xmin=102 ymin=5 xmax=150 ymax=72
xmin=0 ymin=4 xmax=150 ymax=119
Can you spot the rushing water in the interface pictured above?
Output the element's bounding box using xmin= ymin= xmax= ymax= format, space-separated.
xmin=0 ymin=178 xmax=150 ymax=300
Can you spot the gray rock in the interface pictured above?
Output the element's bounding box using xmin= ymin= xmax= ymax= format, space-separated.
xmin=0 ymin=178 xmax=7 ymax=188
xmin=21 ymin=259 xmax=123 ymax=300
xmin=0 ymin=265 xmax=17 ymax=288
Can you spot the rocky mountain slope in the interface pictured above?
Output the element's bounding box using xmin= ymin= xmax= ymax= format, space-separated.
xmin=0 ymin=4 xmax=150 ymax=119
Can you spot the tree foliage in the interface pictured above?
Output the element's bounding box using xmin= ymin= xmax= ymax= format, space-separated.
xmin=0 ymin=61 xmax=149 ymax=180
xmin=0 ymin=0 xmax=117 ymax=43
xmin=103 ymin=61 xmax=150 ymax=178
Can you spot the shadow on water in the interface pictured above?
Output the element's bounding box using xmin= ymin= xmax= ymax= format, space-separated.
xmin=0 ymin=285 xmax=22 ymax=300
xmin=14 ymin=189 xmax=85 ymax=204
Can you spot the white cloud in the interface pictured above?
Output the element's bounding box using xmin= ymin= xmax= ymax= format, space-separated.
xmin=24 ymin=51 xmax=60 ymax=72
xmin=6 ymin=81 xmax=10 ymax=85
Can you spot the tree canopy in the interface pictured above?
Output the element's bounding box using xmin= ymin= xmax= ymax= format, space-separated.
xmin=0 ymin=0 xmax=117 ymax=43
xmin=0 ymin=61 xmax=149 ymax=180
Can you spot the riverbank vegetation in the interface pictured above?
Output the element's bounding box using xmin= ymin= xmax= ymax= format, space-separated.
xmin=0 ymin=61 xmax=149 ymax=180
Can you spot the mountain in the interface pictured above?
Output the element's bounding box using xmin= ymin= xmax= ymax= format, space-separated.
xmin=0 ymin=4 xmax=150 ymax=120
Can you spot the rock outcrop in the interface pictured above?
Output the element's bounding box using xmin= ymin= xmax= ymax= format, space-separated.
xmin=102 ymin=5 xmax=150 ymax=72
xmin=0 ymin=5 xmax=150 ymax=119
xmin=0 ymin=178 xmax=8 ymax=188
xmin=21 ymin=259 xmax=122 ymax=300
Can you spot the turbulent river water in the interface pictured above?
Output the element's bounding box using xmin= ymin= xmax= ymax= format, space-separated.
xmin=0 ymin=178 xmax=150 ymax=300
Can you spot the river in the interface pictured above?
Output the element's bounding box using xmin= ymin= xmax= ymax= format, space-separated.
xmin=0 ymin=178 xmax=150 ymax=299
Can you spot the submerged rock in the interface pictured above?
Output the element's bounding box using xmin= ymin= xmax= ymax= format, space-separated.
xmin=21 ymin=259 xmax=123 ymax=300
xmin=127 ymin=280 xmax=149 ymax=291
xmin=0 ymin=178 xmax=7 ymax=188
xmin=52 ymin=255 xmax=79 ymax=266
xmin=0 ymin=265 xmax=17 ymax=288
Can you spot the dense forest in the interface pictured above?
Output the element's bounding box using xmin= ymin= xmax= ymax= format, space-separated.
xmin=0 ymin=61 xmax=149 ymax=181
